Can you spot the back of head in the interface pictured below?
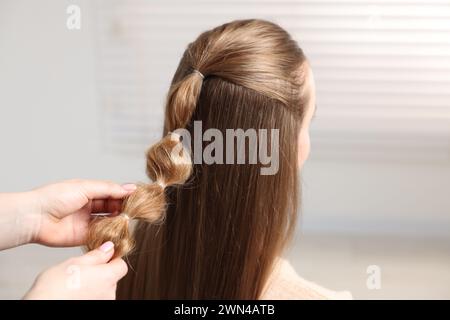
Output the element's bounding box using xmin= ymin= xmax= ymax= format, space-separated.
xmin=112 ymin=19 xmax=309 ymax=299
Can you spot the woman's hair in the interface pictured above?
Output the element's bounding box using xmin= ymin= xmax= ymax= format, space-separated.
xmin=88 ymin=19 xmax=309 ymax=299
xmin=86 ymin=133 xmax=192 ymax=256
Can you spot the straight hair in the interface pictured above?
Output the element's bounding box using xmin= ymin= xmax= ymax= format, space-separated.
xmin=110 ymin=19 xmax=308 ymax=299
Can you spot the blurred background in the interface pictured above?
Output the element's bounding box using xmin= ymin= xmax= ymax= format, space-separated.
xmin=0 ymin=0 xmax=449 ymax=299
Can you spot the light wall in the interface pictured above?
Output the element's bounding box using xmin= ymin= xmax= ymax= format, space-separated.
xmin=0 ymin=0 xmax=145 ymax=193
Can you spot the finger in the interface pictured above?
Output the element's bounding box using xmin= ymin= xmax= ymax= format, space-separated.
xmin=79 ymin=241 xmax=115 ymax=265
xmin=91 ymin=199 xmax=105 ymax=213
xmin=91 ymin=199 xmax=123 ymax=214
xmin=101 ymin=258 xmax=129 ymax=281
xmin=77 ymin=180 xmax=137 ymax=200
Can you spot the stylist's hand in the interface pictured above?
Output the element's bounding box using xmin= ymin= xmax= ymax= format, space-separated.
xmin=32 ymin=179 xmax=137 ymax=247
xmin=0 ymin=179 xmax=136 ymax=250
xmin=24 ymin=241 xmax=127 ymax=300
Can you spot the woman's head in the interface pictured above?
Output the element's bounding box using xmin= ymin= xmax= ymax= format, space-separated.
xmin=88 ymin=19 xmax=315 ymax=299
xmin=164 ymin=19 xmax=315 ymax=169
xmin=165 ymin=19 xmax=309 ymax=130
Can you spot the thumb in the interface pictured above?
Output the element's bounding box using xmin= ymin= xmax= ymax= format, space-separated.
xmin=79 ymin=241 xmax=115 ymax=265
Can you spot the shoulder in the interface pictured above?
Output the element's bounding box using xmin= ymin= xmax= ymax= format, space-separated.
xmin=261 ymin=258 xmax=353 ymax=300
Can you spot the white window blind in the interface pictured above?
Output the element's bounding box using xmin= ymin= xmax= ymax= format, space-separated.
xmin=94 ymin=0 xmax=450 ymax=162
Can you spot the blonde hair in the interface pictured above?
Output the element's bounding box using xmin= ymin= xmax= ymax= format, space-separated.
xmin=86 ymin=133 xmax=192 ymax=257
xmin=89 ymin=19 xmax=309 ymax=299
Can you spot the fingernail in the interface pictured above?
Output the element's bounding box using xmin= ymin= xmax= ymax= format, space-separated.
xmin=122 ymin=183 xmax=137 ymax=192
xmin=99 ymin=241 xmax=114 ymax=252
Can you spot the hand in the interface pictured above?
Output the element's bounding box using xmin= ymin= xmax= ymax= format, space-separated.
xmin=32 ymin=179 xmax=137 ymax=247
xmin=0 ymin=179 xmax=136 ymax=250
xmin=24 ymin=241 xmax=128 ymax=300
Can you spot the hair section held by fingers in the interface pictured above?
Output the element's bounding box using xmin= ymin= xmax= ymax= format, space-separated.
xmin=86 ymin=133 xmax=192 ymax=258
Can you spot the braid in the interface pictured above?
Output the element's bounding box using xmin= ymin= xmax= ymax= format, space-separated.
xmin=86 ymin=133 xmax=192 ymax=257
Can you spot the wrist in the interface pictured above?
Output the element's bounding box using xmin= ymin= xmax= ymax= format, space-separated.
xmin=0 ymin=191 xmax=42 ymax=249
xmin=21 ymin=190 xmax=43 ymax=244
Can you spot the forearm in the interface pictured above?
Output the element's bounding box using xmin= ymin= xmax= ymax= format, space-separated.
xmin=0 ymin=192 xmax=39 ymax=250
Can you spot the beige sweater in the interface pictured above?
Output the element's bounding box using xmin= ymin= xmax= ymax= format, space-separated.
xmin=261 ymin=258 xmax=352 ymax=300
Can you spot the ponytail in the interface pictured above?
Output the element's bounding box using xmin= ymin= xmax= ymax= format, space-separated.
xmin=86 ymin=132 xmax=192 ymax=257
xmin=87 ymin=66 xmax=205 ymax=257
xmin=165 ymin=69 xmax=205 ymax=131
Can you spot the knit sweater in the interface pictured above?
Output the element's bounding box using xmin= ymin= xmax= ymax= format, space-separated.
xmin=261 ymin=258 xmax=352 ymax=300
